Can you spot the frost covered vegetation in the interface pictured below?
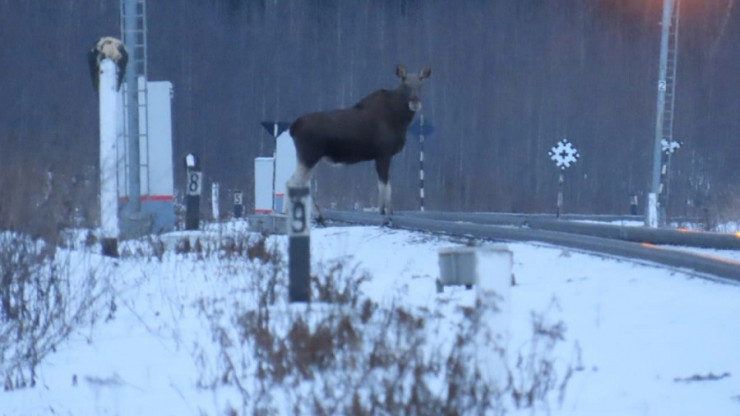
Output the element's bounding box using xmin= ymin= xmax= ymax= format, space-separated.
xmin=191 ymin=233 xmax=573 ymax=415
xmin=0 ymin=231 xmax=112 ymax=390
xmin=0 ymin=227 xmax=574 ymax=414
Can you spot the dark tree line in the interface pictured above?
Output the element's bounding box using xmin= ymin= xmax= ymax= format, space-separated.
xmin=1 ymin=0 xmax=738 ymax=236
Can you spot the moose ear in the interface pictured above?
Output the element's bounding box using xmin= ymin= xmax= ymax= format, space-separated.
xmin=396 ymin=64 xmax=407 ymax=78
xmin=419 ymin=66 xmax=431 ymax=80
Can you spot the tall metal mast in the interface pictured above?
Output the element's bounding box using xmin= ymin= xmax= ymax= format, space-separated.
xmin=649 ymin=0 xmax=681 ymax=227
xmin=121 ymin=0 xmax=149 ymax=221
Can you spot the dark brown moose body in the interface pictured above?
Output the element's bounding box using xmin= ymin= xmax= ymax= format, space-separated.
xmin=288 ymin=64 xmax=431 ymax=216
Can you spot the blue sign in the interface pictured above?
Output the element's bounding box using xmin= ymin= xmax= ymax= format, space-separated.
xmin=408 ymin=118 xmax=434 ymax=136
xmin=261 ymin=121 xmax=291 ymax=138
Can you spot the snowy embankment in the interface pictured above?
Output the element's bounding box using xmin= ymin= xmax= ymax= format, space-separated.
xmin=1 ymin=222 xmax=739 ymax=415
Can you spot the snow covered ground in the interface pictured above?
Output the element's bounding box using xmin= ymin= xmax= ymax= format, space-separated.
xmin=2 ymin=221 xmax=740 ymax=415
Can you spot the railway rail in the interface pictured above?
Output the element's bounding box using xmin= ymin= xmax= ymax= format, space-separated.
xmin=322 ymin=209 xmax=740 ymax=283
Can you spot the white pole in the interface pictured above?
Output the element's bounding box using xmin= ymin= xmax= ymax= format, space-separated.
xmin=99 ymin=59 xmax=120 ymax=256
xmin=647 ymin=192 xmax=658 ymax=228
xmin=212 ymin=182 xmax=220 ymax=221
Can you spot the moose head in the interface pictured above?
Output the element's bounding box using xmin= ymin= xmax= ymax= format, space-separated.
xmin=396 ymin=64 xmax=432 ymax=112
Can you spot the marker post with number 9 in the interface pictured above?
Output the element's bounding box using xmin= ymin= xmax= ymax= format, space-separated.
xmin=287 ymin=186 xmax=311 ymax=302
xmin=184 ymin=153 xmax=201 ymax=230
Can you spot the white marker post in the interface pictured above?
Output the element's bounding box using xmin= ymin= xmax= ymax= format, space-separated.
xmin=287 ymin=186 xmax=311 ymax=302
xmin=212 ymin=182 xmax=220 ymax=221
xmin=409 ymin=115 xmax=434 ymax=212
xmin=184 ymin=153 xmax=201 ymax=230
xmin=99 ymin=59 xmax=120 ymax=257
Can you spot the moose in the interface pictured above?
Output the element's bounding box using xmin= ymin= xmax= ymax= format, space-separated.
xmin=288 ymin=64 xmax=431 ymax=218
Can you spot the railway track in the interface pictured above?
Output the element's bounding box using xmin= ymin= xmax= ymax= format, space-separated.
xmin=322 ymin=209 xmax=740 ymax=283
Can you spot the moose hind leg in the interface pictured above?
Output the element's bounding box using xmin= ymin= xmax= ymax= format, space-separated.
xmin=375 ymin=157 xmax=393 ymax=216
xmin=377 ymin=180 xmax=392 ymax=216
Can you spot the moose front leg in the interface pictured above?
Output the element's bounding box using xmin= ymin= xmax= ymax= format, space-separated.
xmin=377 ymin=180 xmax=392 ymax=215
xmin=287 ymin=162 xmax=313 ymax=188
xmin=287 ymin=161 xmax=326 ymax=225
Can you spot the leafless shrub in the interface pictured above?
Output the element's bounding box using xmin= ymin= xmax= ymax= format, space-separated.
xmin=509 ymin=300 xmax=575 ymax=412
xmin=115 ymin=235 xmax=167 ymax=261
xmin=0 ymin=158 xmax=96 ymax=245
xmin=197 ymin=252 xmax=576 ymax=415
xmin=0 ymin=232 xmax=110 ymax=390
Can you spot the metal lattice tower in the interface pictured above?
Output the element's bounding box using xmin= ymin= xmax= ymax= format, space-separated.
xmin=661 ymin=0 xmax=680 ymax=207
xmin=650 ymin=0 xmax=681 ymax=226
xmin=120 ymin=0 xmax=149 ymax=214
xmin=662 ymin=1 xmax=680 ymax=154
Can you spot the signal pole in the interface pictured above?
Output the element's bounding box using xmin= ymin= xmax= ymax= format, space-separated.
xmin=649 ymin=0 xmax=681 ymax=227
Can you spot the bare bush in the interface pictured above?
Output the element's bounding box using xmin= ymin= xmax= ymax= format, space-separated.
xmin=509 ymin=301 xmax=575 ymax=412
xmin=0 ymin=158 xmax=96 ymax=244
xmin=0 ymin=232 xmax=109 ymax=390
xmin=197 ymin=247 xmax=575 ymax=415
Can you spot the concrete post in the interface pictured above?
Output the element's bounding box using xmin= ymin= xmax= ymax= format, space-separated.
xmin=647 ymin=193 xmax=658 ymax=228
xmin=287 ymin=186 xmax=311 ymax=302
xmin=98 ymin=59 xmax=120 ymax=257
xmin=185 ymin=153 xmax=201 ymax=230
xmin=233 ymin=191 xmax=244 ymax=218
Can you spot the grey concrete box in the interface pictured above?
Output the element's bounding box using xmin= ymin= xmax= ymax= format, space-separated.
xmin=248 ymin=214 xmax=287 ymax=235
xmin=438 ymin=246 xmax=477 ymax=291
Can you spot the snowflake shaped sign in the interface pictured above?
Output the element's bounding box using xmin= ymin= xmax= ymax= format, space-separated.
xmin=548 ymin=139 xmax=580 ymax=170
xmin=661 ymin=138 xmax=681 ymax=154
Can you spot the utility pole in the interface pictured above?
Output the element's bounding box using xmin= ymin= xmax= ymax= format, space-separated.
xmin=649 ymin=0 xmax=681 ymax=227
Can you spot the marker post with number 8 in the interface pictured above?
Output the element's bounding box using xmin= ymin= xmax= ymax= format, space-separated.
xmin=287 ymin=186 xmax=311 ymax=302
xmin=184 ymin=153 xmax=201 ymax=230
